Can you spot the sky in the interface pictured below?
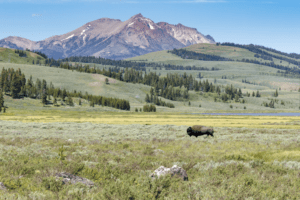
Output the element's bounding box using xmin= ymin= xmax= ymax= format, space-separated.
xmin=0 ymin=0 xmax=299 ymax=54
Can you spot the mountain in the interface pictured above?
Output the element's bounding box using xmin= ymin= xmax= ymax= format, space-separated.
xmin=0 ymin=13 xmax=215 ymax=60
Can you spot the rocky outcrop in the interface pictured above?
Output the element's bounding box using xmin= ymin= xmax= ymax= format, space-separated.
xmin=150 ymin=165 xmax=188 ymax=181
xmin=0 ymin=13 xmax=215 ymax=60
xmin=55 ymin=172 xmax=94 ymax=187
xmin=0 ymin=182 xmax=6 ymax=190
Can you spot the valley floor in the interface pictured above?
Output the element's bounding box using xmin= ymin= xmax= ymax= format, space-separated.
xmin=0 ymin=114 xmax=299 ymax=199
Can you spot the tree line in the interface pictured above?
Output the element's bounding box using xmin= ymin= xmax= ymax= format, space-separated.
xmin=250 ymin=44 xmax=300 ymax=60
xmin=168 ymin=44 xmax=299 ymax=75
xmin=221 ymin=42 xmax=300 ymax=69
xmin=14 ymin=50 xmax=27 ymax=58
xmin=25 ymin=49 xmax=48 ymax=59
xmin=0 ymin=67 xmax=130 ymax=111
xmin=37 ymin=59 xmax=249 ymax=103
xmin=43 ymin=56 xmax=220 ymax=72
xmin=168 ymin=49 xmax=233 ymax=61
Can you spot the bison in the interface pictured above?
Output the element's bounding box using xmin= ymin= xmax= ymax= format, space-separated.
xmin=187 ymin=125 xmax=214 ymax=137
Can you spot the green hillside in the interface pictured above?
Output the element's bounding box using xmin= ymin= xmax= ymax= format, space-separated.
xmin=0 ymin=47 xmax=46 ymax=64
xmin=183 ymin=43 xmax=299 ymax=68
xmin=0 ymin=44 xmax=299 ymax=114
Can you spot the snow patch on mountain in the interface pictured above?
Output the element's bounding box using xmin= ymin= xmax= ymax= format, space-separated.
xmin=149 ymin=23 xmax=154 ymax=30
xmin=61 ymin=34 xmax=74 ymax=41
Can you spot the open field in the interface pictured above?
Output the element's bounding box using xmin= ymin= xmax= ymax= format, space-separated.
xmin=1 ymin=112 xmax=300 ymax=129
xmin=0 ymin=114 xmax=300 ymax=199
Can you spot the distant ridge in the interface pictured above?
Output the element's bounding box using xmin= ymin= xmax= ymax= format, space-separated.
xmin=0 ymin=13 xmax=215 ymax=60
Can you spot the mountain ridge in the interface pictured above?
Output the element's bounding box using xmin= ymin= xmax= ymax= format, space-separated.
xmin=0 ymin=13 xmax=215 ymax=60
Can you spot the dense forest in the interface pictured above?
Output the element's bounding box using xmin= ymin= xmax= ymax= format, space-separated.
xmin=0 ymin=68 xmax=130 ymax=111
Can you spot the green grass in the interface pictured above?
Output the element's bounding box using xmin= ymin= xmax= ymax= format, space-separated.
xmin=183 ymin=43 xmax=299 ymax=68
xmin=0 ymin=120 xmax=299 ymax=199
xmin=0 ymin=45 xmax=299 ymax=199
xmin=0 ymin=47 xmax=45 ymax=65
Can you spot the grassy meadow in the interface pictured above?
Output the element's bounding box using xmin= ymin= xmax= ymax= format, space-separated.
xmin=0 ymin=45 xmax=299 ymax=199
xmin=0 ymin=115 xmax=300 ymax=199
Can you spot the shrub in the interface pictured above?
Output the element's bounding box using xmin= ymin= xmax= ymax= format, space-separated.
xmin=143 ymin=104 xmax=156 ymax=112
xmin=3 ymin=178 xmax=21 ymax=190
xmin=42 ymin=177 xmax=63 ymax=193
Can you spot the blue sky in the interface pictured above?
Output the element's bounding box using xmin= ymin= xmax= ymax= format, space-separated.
xmin=0 ymin=0 xmax=299 ymax=54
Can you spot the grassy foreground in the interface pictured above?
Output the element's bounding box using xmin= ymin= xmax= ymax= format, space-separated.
xmin=0 ymin=113 xmax=300 ymax=199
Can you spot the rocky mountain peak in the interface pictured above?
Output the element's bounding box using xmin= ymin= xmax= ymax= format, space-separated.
xmin=131 ymin=13 xmax=144 ymax=19
xmin=0 ymin=13 xmax=215 ymax=60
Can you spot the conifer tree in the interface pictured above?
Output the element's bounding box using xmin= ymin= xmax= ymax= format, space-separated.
xmin=235 ymin=94 xmax=239 ymax=102
xmin=68 ymin=96 xmax=74 ymax=106
xmin=274 ymin=89 xmax=278 ymax=97
xmin=41 ymin=91 xmax=47 ymax=106
xmin=145 ymin=94 xmax=150 ymax=103
xmin=256 ymin=90 xmax=260 ymax=97
xmin=53 ymin=98 xmax=57 ymax=106
xmin=0 ymin=89 xmax=3 ymax=112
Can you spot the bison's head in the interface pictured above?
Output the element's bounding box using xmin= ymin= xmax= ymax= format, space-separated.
xmin=186 ymin=127 xmax=193 ymax=136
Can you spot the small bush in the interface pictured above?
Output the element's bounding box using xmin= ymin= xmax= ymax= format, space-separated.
xmin=3 ymin=178 xmax=21 ymax=190
xmin=143 ymin=104 xmax=156 ymax=112
xmin=42 ymin=177 xmax=63 ymax=193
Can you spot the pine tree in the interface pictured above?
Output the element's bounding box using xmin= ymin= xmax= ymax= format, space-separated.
xmin=41 ymin=91 xmax=47 ymax=106
xmin=68 ymin=96 xmax=74 ymax=106
xmin=145 ymin=94 xmax=150 ymax=103
xmin=53 ymin=98 xmax=57 ymax=106
xmin=274 ymin=89 xmax=278 ymax=97
xmin=234 ymin=95 xmax=239 ymax=102
xmin=79 ymin=99 xmax=82 ymax=106
xmin=10 ymin=74 xmax=21 ymax=98
xmin=0 ymin=89 xmax=3 ymax=112
xmin=256 ymin=90 xmax=260 ymax=97
xmin=62 ymin=89 xmax=67 ymax=101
